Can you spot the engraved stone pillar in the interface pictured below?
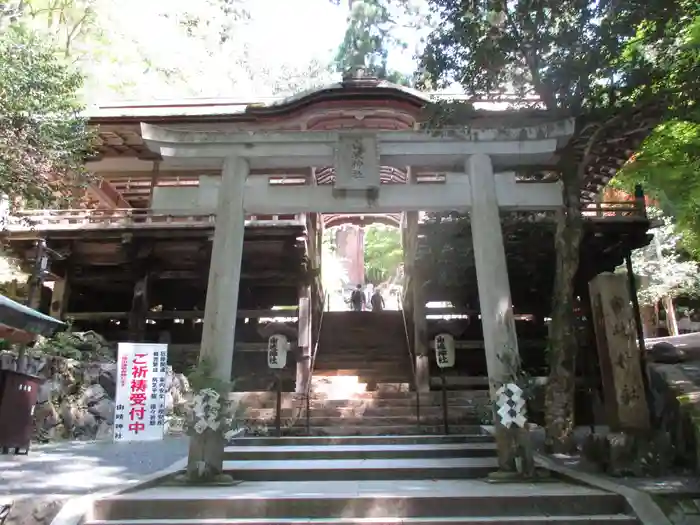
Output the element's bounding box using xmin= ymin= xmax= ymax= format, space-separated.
xmin=589 ymin=272 xmax=650 ymax=432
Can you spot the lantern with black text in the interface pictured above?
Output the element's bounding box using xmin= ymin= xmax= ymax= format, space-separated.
xmin=267 ymin=334 xmax=289 ymax=369
xmin=434 ymin=333 xmax=455 ymax=368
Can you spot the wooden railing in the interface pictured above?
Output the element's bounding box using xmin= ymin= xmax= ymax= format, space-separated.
xmin=5 ymin=209 xmax=305 ymax=232
xmin=3 ymin=200 xmax=645 ymax=234
xmin=581 ymin=200 xmax=646 ymax=219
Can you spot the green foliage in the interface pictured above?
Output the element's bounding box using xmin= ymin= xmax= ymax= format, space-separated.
xmin=622 ymin=208 xmax=700 ymax=305
xmin=33 ymin=329 xmax=113 ymax=361
xmin=333 ymin=0 xmax=414 ymax=84
xmin=0 ymin=25 xmax=94 ymax=211
xmin=419 ymin=0 xmax=694 ymax=112
xmin=363 ymin=224 xmax=402 ymax=284
xmin=187 ymin=356 xmax=233 ymax=395
xmin=615 ymin=116 xmax=700 ymax=254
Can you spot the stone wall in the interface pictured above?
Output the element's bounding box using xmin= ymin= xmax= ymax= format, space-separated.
xmin=0 ymin=351 xmax=191 ymax=442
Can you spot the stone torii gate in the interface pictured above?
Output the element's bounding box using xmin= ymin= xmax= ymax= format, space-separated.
xmin=141 ymin=120 xmax=575 ymax=471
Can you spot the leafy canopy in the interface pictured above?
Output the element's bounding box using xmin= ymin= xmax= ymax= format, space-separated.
xmin=333 ymin=0 xmax=417 ymax=84
xmin=364 ymin=224 xmax=402 ymax=284
xmin=0 ymin=26 xmax=94 ymax=211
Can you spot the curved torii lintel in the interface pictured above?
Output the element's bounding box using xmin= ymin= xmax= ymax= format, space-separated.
xmin=322 ymin=213 xmax=402 ymax=229
xmin=316 ymin=166 xmax=407 ymax=185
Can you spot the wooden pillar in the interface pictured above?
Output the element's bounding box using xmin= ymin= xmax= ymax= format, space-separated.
xmin=296 ymin=286 xmax=312 ymax=394
xmin=187 ymin=156 xmax=248 ymax=479
xmin=589 ymin=272 xmax=650 ymax=432
xmin=405 ymin=209 xmax=430 ymax=392
xmin=128 ymin=274 xmax=149 ymax=342
xmin=49 ymin=278 xmax=70 ymax=320
xmin=467 ymin=153 xmax=522 ymax=472
xmin=27 ymin=239 xmax=47 ymax=310
xmin=148 ymin=160 xmax=160 ymax=206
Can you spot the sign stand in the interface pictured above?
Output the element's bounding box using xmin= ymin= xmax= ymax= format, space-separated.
xmin=275 ymin=371 xmax=282 ymax=437
xmin=434 ymin=333 xmax=456 ymax=436
xmin=440 ymin=370 xmax=449 ymax=435
xmin=267 ymin=334 xmax=289 ymax=438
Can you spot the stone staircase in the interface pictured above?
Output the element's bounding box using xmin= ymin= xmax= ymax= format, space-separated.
xmin=83 ymin=434 xmax=641 ymax=525
xmin=315 ymin=311 xmax=413 ymax=385
xmin=298 ymin=381 xmax=489 ymax=435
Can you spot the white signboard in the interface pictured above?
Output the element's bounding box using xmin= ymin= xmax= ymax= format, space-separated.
xmin=434 ymin=333 xmax=456 ymax=369
xmin=267 ymin=334 xmax=288 ymax=369
xmin=113 ymin=342 xmax=168 ymax=442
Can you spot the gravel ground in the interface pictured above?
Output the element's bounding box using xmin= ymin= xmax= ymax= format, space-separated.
xmin=0 ymin=436 xmax=188 ymax=497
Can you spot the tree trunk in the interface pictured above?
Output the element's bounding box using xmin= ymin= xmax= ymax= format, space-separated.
xmin=640 ymin=304 xmax=658 ymax=338
xmin=544 ymin=167 xmax=583 ymax=454
xmin=662 ymin=295 xmax=678 ymax=335
xmin=186 ymin=428 xmax=226 ymax=481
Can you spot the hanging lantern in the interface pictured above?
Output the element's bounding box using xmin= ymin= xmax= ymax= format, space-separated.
xmin=434 ymin=333 xmax=455 ymax=369
xmin=267 ymin=334 xmax=289 ymax=369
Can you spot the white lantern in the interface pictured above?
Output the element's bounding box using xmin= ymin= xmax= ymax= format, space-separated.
xmin=434 ymin=333 xmax=455 ymax=369
xmin=267 ymin=334 xmax=289 ymax=369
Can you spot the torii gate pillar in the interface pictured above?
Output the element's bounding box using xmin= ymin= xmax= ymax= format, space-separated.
xmin=468 ymin=153 xmax=523 ymax=472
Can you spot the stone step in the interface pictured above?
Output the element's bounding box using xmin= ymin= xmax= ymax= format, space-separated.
xmin=90 ymin=481 xmax=633 ymax=521
xmin=229 ymin=434 xmax=492 ymax=446
xmin=312 ymin=368 xmax=413 ymax=377
xmin=311 ymin=388 xmax=486 ymax=399
xmin=85 ymin=516 xmax=638 ymax=525
xmin=246 ymin=406 xmax=482 ymax=420
xmin=309 ymin=405 xmax=480 ymax=417
xmin=223 ymin=443 xmax=498 ymax=461
xmin=304 ymin=415 xmax=481 ymax=427
xmin=298 ymin=425 xmax=484 ymax=436
xmin=221 ymin=457 xmax=499 ymax=481
xmin=309 ymin=396 xmax=489 ymax=408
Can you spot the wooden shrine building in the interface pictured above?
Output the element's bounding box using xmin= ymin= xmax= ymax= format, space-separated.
xmin=2 ymin=78 xmax=652 ymax=414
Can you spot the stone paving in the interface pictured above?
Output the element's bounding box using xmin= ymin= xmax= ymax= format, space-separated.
xmin=0 ymin=436 xmax=187 ymax=525
xmin=0 ymin=436 xmax=187 ymax=496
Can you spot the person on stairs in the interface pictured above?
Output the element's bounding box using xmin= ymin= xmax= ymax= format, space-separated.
xmin=350 ymin=284 xmax=365 ymax=311
xmin=370 ymin=288 xmax=385 ymax=312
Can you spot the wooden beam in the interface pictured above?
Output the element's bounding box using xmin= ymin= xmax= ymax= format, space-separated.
xmin=127 ymin=274 xmax=149 ymax=341
xmin=89 ymin=179 xmax=131 ymax=209
xmin=169 ymin=342 xmax=299 ymax=353
xmin=147 ymin=160 xmax=160 ymax=206
xmin=65 ymin=308 xmax=299 ymax=321
xmin=71 ymin=270 xmax=304 ymax=284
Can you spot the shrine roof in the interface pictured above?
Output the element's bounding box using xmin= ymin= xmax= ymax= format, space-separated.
xmin=86 ymin=78 xmax=569 ymax=127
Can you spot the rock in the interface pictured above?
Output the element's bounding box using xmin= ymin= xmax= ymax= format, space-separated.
xmin=98 ymin=366 xmax=117 ymax=398
xmin=33 ymin=402 xmax=59 ymax=438
xmin=88 ymin=398 xmax=115 ymax=422
xmin=75 ymin=411 xmax=97 ymax=438
xmin=82 ymin=384 xmax=108 ymax=406
xmin=95 ymin=420 xmax=113 ymax=440
xmin=35 ymin=381 xmax=52 ymax=405
xmin=648 ymin=342 xmax=687 ymax=364
xmin=582 ymin=430 xmax=676 ymax=477
xmin=59 ymin=400 xmax=78 ymax=430
xmin=4 ymin=497 xmax=67 ymax=525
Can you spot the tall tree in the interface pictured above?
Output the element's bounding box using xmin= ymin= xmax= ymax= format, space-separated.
xmin=613 ymin=2 xmax=700 ymax=252
xmin=332 ymin=0 xmax=417 ymax=84
xmin=419 ymin=0 xmax=695 ymax=451
xmin=364 ymin=224 xmax=403 ymax=284
xmin=0 ymin=24 xmax=93 ymax=213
